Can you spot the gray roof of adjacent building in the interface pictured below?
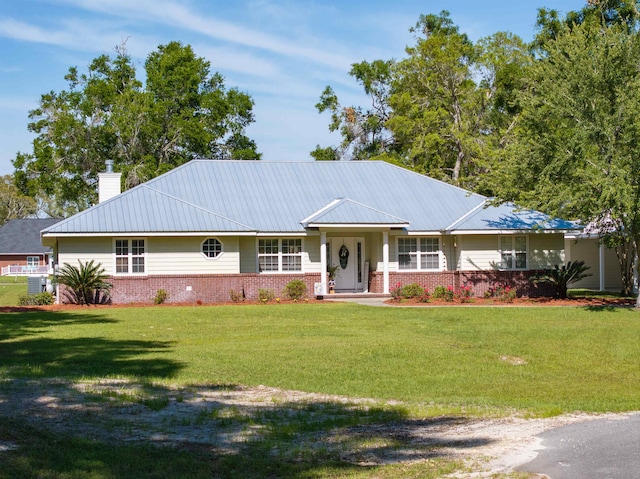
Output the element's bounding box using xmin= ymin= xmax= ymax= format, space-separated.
xmin=0 ymin=218 xmax=61 ymax=254
xmin=42 ymin=160 xmax=579 ymax=236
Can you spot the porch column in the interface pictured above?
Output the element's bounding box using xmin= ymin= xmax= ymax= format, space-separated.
xmin=383 ymin=231 xmax=389 ymax=294
xmin=599 ymin=242 xmax=605 ymax=292
xmin=320 ymin=231 xmax=327 ymax=295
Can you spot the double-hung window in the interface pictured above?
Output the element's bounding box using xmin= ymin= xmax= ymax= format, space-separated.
xmin=499 ymin=236 xmax=527 ymax=270
xmin=115 ymin=239 xmax=146 ymax=274
xmin=398 ymin=237 xmax=440 ymax=270
xmin=258 ymin=238 xmax=302 ymax=272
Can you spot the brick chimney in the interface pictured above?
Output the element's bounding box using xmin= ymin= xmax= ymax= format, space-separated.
xmin=98 ymin=160 xmax=122 ymax=203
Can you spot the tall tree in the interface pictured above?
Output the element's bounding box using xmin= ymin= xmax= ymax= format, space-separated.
xmin=385 ymin=11 xmax=482 ymax=187
xmin=491 ymin=17 xmax=640 ymax=298
xmin=312 ymin=59 xmax=395 ymax=161
xmin=313 ymin=12 xmax=530 ymax=193
xmin=13 ymin=41 xmax=260 ymax=215
xmin=0 ymin=175 xmax=37 ymax=226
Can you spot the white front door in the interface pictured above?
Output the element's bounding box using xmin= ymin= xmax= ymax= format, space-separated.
xmin=329 ymin=238 xmax=364 ymax=292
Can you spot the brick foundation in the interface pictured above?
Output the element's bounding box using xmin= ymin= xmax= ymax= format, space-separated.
xmin=105 ymin=273 xmax=323 ymax=304
xmin=369 ymin=270 xmax=555 ymax=298
xmin=60 ymin=270 xmax=554 ymax=305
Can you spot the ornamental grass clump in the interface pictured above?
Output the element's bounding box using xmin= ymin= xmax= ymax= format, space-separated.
xmin=530 ymin=260 xmax=592 ymax=299
xmin=57 ymin=260 xmax=111 ymax=305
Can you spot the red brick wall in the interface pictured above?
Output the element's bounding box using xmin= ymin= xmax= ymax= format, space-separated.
xmin=0 ymin=255 xmax=44 ymax=269
xmin=369 ymin=270 xmax=555 ymax=298
xmin=105 ymin=273 xmax=323 ymax=304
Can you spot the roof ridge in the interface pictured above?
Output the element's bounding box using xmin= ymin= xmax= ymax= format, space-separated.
xmin=444 ymin=199 xmax=488 ymax=231
xmin=337 ymin=198 xmax=408 ymax=222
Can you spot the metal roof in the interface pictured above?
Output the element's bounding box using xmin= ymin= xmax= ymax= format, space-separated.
xmin=302 ymin=198 xmax=409 ymax=226
xmin=43 ymin=161 xmax=577 ymax=235
xmin=448 ymin=202 xmax=579 ymax=231
xmin=0 ymin=218 xmax=61 ymax=254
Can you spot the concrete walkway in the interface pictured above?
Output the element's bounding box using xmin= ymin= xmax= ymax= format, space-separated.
xmin=322 ymin=296 xmax=391 ymax=307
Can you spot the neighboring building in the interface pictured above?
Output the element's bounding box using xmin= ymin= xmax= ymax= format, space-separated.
xmin=42 ymin=160 xmax=580 ymax=304
xmin=0 ymin=218 xmax=61 ymax=276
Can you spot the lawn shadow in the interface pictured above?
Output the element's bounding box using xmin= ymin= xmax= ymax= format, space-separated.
xmin=0 ymin=379 xmax=491 ymax=478
xmin=0 ymin=309 xmax=182 ymax=380
xmin=581 ymin=304 xmax=634 ymax=312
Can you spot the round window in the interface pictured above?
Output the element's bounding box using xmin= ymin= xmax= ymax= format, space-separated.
xmin=202 ymin=238 xmax=222 ymax=258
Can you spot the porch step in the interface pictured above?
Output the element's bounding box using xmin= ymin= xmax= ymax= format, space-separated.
xmin=318 ymin=293 xmax=391 ymax=300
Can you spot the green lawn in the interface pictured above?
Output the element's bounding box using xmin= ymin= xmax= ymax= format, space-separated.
xmin=2 ymin=303 xmax=639 ymax=414
xmin=0 ymin=276 xmax=27 ymax=306
xmin=1 ymin=302 xmax=639 ymax=478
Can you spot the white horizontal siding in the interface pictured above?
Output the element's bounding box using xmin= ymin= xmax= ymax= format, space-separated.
xmin=567 ymin=238 xmax=623 ymax=291
xmin=304 ymin=236 xmax=321 ymax=273
xmin=528 ymin=234 xmax=564 ymax=269
xmin=147 ymin=237 xmax=239 ymax=275
xmin=458 ymin=235 xmax=500 ymax=270
xmin=57 ymin=237 xmax=114 ymax=274
xmin=239 ymin=237 xmax=256 ymax=273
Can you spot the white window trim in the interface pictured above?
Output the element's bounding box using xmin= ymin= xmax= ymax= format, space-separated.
xmin=26 ymin=256 xmax=40 ymax=267
xmin=396 ymin=236 xmax=442 ymax=271
xmin=257 ymin=238 xmax=304 ymax=273
xmin=113 ymin=238 xmax=147 ymax=275
xmin=498 ymin=235 xmax=528 ymax=270
xmin=201 ymin=237 xmax=223 ymax=260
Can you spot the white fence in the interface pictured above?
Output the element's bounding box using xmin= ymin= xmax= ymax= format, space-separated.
xmin=1 ymin=265 xmax=50 ymax=276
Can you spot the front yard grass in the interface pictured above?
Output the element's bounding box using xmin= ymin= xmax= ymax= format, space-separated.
xmin=0 ymin=276 xmax=27 ymax=306
xmin=1 ymin=302 xmax=638 ymax=478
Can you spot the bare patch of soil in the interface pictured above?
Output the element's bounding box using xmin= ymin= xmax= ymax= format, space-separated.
xmin=0 ymin=378 xmax=632 ymax=477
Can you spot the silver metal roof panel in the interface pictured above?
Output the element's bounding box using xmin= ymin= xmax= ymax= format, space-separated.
xmin=43 ymin=161 xmax=573 ymax=235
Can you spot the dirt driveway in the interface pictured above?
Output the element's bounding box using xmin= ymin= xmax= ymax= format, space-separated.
xmin=0 ymin=378 xmax=631 ymax=478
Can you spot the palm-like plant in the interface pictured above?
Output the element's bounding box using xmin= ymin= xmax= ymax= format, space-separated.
xmin=531 ymin=260 xmax=592 ymax=299
xmin=57 ymin=260 xmax=112 ymax=305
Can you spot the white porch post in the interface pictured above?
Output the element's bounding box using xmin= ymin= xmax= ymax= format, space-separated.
xmin=320 ymin=231 xmax=327 ymax=295
xmin=383 ymin=231 xmax=390 ymax=294
xmin=598 ymin=242 xmax=605 ymax=292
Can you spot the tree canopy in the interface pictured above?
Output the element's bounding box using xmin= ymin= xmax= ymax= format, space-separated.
xmin=314 ymin=2 xmax=640 ymax=300
xmin=490 ymin=2 xmax=640 ymax=297
xmin=13 ymin=41 xmax=260 ymax=216
xmin=313 ymin=11 xmax=532 ymax=190
xmin=0 ymin=175 xmax=37 ymax=226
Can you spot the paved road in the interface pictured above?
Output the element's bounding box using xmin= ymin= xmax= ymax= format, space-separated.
xmin=517 ymin=414 xmax=640 ymax=478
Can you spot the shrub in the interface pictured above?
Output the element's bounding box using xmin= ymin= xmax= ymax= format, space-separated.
xmin=486 ymin=284 xmax=517 ymax=303
xmin=57 ymin=260 xmax=111 ymax=305
xmin=454 ymin=285 xmax=474 ymax=303
xmin=401 ymin=283 xmax=426 ymax=299
xmin=258 ymin=288 xmax=275 ymax=303
xmin=154 ymin=289 xmax=168 ymax=305
xmin=229 ymin=289 xmax=245 ymax=303
xmin=18 ymin=292 xmax=54 ymax=306
xmin=390 ymin=282 xmax=403 ymax=301
xmin=432 ymin=285 xmax=454 ymax=301
xmin=284 ymin=279 xmax=307 ymax=300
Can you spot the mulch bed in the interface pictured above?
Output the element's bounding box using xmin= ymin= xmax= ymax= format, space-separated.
xmin=0 ymin=296 xmax=636 ymax=313
xmin=385 ymin=296 xmax=636 ymax=307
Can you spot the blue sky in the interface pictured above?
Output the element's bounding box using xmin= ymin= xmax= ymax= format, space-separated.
xmin=0 ymin=0 xmax=587 ymax=176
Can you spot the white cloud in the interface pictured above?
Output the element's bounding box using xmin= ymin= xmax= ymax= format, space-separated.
xmin=56 ymin=0 xmax=354 ymax=70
